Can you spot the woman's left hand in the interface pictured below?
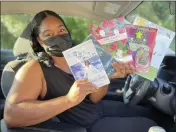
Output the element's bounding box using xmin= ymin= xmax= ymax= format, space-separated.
xmin=110 ymin=62 xmax=135 ymax=79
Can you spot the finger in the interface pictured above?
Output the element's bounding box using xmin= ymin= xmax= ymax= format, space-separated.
xmin=119 ymin=63 xmax=126 ymax=70
xmin=78 ymin=84 xmax=96 ymax=95
xmin=111 ymin=71 xmax=123 ymax=78
xmin=110 ymin=73 xmax=117 ymax=79
xmin=77 ymin=79 xmax=88 ymax=84
xmin=112 ymin=62 xmax=123 ymax=68
xmin=82 ymin=82 xmax=98 ymax=90
xmin=128 ymin=65 xmax=135 ymax=74
xmin=125 ymin=69 xmax=130 ymax=75
xmin=129 ymin=65 xmax=135 ymax=74
xmin=120 ymin=70 xmax=126 ymax=78
xmin=90 ymin=83 xmax=98 ymax=89
xmin=125 ymin=63 xmax=131 ymax=74
xmin=84 ymin=87 xmax=98 ymax=94
xmin=112 ymin=63 xmax=124 ymax=71
xmin=124 ymin=63 xmax=135 ymax=74
xmin=112 ymin=61 xmax=120 ymax=66
xmin=83 ymin=81 xmax=97 ymax=87
xmin=129 ymin=64 xmax=135 ymax=71
xmin=129 ymin=70 xmax=134 ymax=74
xmin=124 ymin=63 xmax=130 ymax=71
xmin=111 ymin=63 xmax=127 ymax=79
xmin=120 ymin=67 xmax=126 ymax=75
xmin=112 ymin=62 xmax=116 ymax=66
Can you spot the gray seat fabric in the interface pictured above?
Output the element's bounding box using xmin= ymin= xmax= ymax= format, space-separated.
xmin=0 ymin=50 xmax=16 ymax=119
xmin=1 ymin=21 xmax=36 ymax=98
xmin=1 ymin=60 xmax=27 ymax=97
xmin=0 ymin=49 xmax=16 ymax=99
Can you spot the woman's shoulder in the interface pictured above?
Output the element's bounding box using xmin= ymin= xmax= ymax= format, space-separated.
xmin=24 ymin=59 xmax=41 ymax=69
xmin=17 ymin=59 xmax=43 ymax=77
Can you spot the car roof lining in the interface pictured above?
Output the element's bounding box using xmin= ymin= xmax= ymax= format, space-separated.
xmin=1 ymin=1 xmax=142 ymax=22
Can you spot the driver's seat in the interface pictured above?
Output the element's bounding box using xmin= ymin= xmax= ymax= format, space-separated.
xmin=1 ymin=22 xmax=87 ymax=132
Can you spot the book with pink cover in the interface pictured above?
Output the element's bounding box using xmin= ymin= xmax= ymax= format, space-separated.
xmin=125 ymin=24 xmax=158 ymax=73
xmin=133 ymin=16 xmax=175 ymax=81
xmin=90 ymin=17 xmax=133 ymax=64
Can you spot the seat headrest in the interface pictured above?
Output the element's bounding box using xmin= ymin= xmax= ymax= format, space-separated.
xmin=13 ymin=22 xmax=34 ymax=57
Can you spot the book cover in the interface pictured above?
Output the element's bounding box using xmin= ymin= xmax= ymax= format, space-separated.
xmin=63 ymin=40 xmax=110 ymax=87
xmin=133 ymin=16 xmax=175 ymax=81
xmin=125 ymin=24 xmax=158 ymax=77
xmin=84 ymin=35 xmax=116 ymax=76
xmin=90 ymin=17 xmax=133 ymax=63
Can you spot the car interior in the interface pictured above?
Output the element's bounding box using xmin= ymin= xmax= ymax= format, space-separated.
xmin=0 ymin=1 xmax=176 ymax=132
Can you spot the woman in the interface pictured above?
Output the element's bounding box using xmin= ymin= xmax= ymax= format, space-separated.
xmin=4 ymin=10 xmax=156 ymax=132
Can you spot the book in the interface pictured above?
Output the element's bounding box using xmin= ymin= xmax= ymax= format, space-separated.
xmin=133 ymin=16 xmax=175 ymax=81
xmin=63 ymin=39 xmax=110 ymax=87
xmin=125 ymin=24 xmax=158 ymax=79
xmin=84 ymin=35 xmax=116 ymax=76
xmin=90 ymin=16 xmax=133 ymax=63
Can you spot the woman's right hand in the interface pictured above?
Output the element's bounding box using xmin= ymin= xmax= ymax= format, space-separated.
xmin=66 ymin=79 xmax=98 ymax=105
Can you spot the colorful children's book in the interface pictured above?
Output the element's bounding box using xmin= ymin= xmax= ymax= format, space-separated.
xmin=63 ymin=39 xmax=110 ymax=87
xmin=125 ymin=24 xmax=158 ymax=77
xmin=84 ymin=35 xmax=116 ymax=76
xmin=90 ymin=17 xmax=133 ymax=64
xmin=133 ymin=16 xmax=175 ymax=81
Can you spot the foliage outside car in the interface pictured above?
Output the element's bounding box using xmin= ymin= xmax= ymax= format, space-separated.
xmin=1 ymin=14 xmax=98 ymax=50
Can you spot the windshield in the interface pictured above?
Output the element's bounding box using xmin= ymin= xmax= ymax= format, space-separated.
xmin=126 ymin=1 xmax=175 ymax=53
xmin=1 ymin=14 xmax=97 ymax=50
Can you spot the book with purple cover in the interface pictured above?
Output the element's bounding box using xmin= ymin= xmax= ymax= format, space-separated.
xmin=125 ymin=24 xmax=158 ymax=75
xmin=133 ymin=16 xmax=175 ymax=81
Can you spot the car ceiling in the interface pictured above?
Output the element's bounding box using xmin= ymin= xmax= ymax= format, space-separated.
xmin=1 ymin=1 xmax=142 ymax=22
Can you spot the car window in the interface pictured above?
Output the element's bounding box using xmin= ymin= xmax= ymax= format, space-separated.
xmin=125 ymin=1 xmax=175 ymax=52
xmin=1 ymin=14 xmax=33 ymax=50
xmin=1 ymin=14 xmax=98 ymax=50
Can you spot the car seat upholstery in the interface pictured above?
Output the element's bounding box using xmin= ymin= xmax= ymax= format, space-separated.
xmin=0 ymin=49 xmax=16 ymax=120
xmin=1 ymin=22 xmax=87 ymax=132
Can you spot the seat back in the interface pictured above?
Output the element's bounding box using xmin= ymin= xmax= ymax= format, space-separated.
xmin=0 ymin=49 xmax=16 ymax=99
xmin=1 ymin=60 xmax=27 ymax=97
xmin=1 ymin=21 xmax=34 ymax=98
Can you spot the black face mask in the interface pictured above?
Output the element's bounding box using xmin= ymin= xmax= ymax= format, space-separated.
xmin=44 ymin=34 xmax=73 ymax=57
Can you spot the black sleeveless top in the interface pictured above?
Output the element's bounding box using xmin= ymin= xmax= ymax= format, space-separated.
xmin=39 ymin=63 xmax=104 ymax=128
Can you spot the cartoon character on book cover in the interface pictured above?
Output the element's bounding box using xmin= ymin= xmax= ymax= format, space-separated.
xmin=134 ymin=16 xmax=175 ymax=69
xmin=125 ymin=24 xmax=157 ymax=73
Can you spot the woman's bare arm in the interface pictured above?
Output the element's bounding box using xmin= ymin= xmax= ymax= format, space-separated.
xmin=89 ymin=62 xmax=135 ymax=104
xmin=89 ymin=85 xmax=108 ymax=104
xmin=4 ymin=60 xmax=75 ymax=128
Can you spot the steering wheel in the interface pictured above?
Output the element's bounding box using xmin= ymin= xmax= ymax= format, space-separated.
xmin=123 ymin=74 xmax=151 ymax=105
